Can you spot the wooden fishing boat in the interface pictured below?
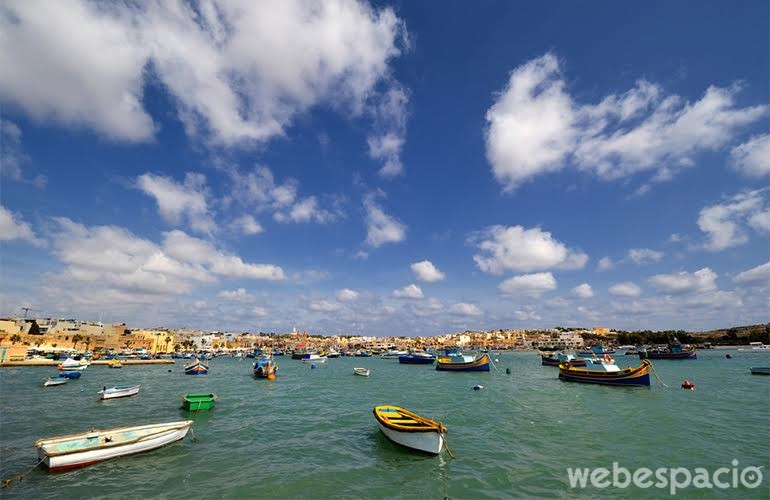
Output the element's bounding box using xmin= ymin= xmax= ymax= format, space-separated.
xmin=353 ymin=367 xmax=370 ymax=377
xmin=184 ymin=359 xmax=209 ymax=375
xmin=182 ymin=393 xmax=217 ymax=411
xmin=373 ymin=405 xmax=446 ymax=455
xmin=559 ymin=359 xmax=651 ymax=386
xmin=44 ymin=376 xmax=68 ymax=387
xmin=301 ymin=354 xmax=327 ymax=364
xmin=750 ymin=366 xmax=770 ymax=375
xmin=107 ymin=358 xmax=123 ymax=369
xmin=253 ymin=355 xmax=277 ymax=378
xmin=399 ymin=352 xmax=435 ymax=365
xmin=35 ymin=420 xmax=193 ymax=471
xmin=98 ymin=385 xmax=140 ymax=400
xmin=59 ymin=371 xmax=81 ymax=379
xmin=638 ymin=341 xmax=696 ymax=360
xmin=435 ymin=350 xmax=490 ymax=371
xmin=541 ymin=353 xmax=585 ymax=367
xmin=58 ymin=358 xmax=89 ymax=371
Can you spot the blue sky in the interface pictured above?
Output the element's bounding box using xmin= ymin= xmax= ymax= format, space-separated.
xmin=1 ymin=0 xmax=768 ymax=336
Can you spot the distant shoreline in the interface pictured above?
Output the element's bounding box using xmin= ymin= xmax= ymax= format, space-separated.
xmin=0 ymin=359 xmax=175 ymax=368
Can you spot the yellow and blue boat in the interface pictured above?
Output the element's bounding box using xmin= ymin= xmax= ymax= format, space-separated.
xmin=559 ymin=357 xmax=651 ymax=386
xmin=373 ymin=405 xmax=446 ymax=454
xmin=184 ymin=359 xmax=209 ymax=375
xmin=435 ymin=349 xmax=490 ymax=371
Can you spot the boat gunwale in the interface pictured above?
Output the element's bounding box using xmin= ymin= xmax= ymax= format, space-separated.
xmin=373 ymin=406 xmax=444 ymax=433
xmin=558 ymin=359 xmax=650 ymax=379
xmin=35 ymin=420 xmax=193 ymax=457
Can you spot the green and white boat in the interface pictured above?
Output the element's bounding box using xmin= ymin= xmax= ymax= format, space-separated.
xmin=182 ymin=393 xmax=217 ymax=411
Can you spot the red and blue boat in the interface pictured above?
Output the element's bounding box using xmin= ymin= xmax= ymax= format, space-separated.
xmin=184 ymin=359 xmax=209 ymax=375
xmin=638 ymin=341 xmax=696 ymax=360
xmin=559 ymin=357 xmax=651 ymax=386
xmin=435 ymin=349 xmax=490 ymax=371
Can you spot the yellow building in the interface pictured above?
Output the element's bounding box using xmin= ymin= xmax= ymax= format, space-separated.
xmin=131 ymin=329 xmax=175 ymax=354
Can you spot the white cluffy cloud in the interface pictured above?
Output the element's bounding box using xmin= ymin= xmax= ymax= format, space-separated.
xmin=232 ymin=215 xmax=263 ymax=235
xmin=392 ymin=284 xmax=423 ymax=299
xmin=485 ymin=53 xmax=767 ymax=190
xmin=608 ymin=282 xmax=642 ymax=297
xmin=471 ymin=225 xmax=587 ymax=274
xmin=697 ymin=189 xmax=769 ymax=251
xmin=628 ymin=248 xmax=664 ymax=264
xmin=336 ymin=289 xmax=360 ymax=302
xmin=448 ymin=303 xmax=482 ymax=316
xmin=733 ymin=260 xmax=770 ymax=287
xmin=367 ymin=85 xmax=409 ymax=177
xmin=597 ymin=256 xmax=615 ymax=271
xmin=571 ymin=283 xmax=594 ymax=298
xmin=0 ymin=0 xmax=406 ymax=148
xmin=498 ymin=272 xmax=557 ymax=298
xmin=0 ymin=205 xmax=43 ymax=246
xmin=411 ymin=260 xmax=445 ymax=282
xmin=364 ymin=193 xmax=406 ymax=247
xmin=218 ymin=288 xmax=253 ymax=301
xmin=308 ymin=300 xmax=341 ymax=312
xmin=0 ymin=120 xmax=46 ymax=187
xmin=137 ymin=172 xmax=214 ymax=233
xmin=648 ymin=268 xmax=717 ymax=294
xmin=731 ymin=134 xmax=770 ymax=178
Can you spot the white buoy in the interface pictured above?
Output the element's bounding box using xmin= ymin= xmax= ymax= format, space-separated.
xmin=473 ymin=385 xmax=484 ymax=390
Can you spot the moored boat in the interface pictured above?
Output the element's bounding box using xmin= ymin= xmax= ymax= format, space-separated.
xmin=108 ymin=358 xmax=123 ymax=369
xmin=44 ymin=376 xmax=68 ymax=387
xmin=399 ymin=352 xmax=436 ymax=365
xmin=182 ymin=393 xmax=217 ymax=411
xmin=184 ymin=359 xmax=209 ymax=375
xmin=35 ymin=420 xmax=193 ymax=470
xmin=59 ymin=371 xmax=81 ymax=379
xmin=301 ymin=354 xmax=327 ymax=364
xmin=739 ymin=342 xmax=770 ymax=352
xmin=559 ymin=358 xmax=651 ymax=386
xmin=381 ymin=349 xmax=408 ymax=359
xmin=58 ymin=358 xmax=89 ymax=371
xmin=98 ymin=385 xmax=140 ymax=400
xmin=638 ymin=341 xmax=696 ymax=360
xmin=353 ymin=367 xmax=370 ymax=377
xmin=435 ymin=349 xmax=490 ymax=371
xmin=253 ymin=355 xmax=277 ymax=378
xmin=540 ymin=352 xmax=586 ymax=367
xmin=373 ymin=405 xmax=446 ymax=455
xmin=576 ymin=345 xmax=614 ymax=358
xmin=750 ymin=366 xmax=770 ymax=375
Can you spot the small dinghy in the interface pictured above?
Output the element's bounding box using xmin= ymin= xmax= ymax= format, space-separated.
xmin=35 ymin=420 xmax=193 ymax=470
xmin=182 ymin=393 xmax=217 ymax=411
xmin=108 ymin=358 xmax=123 ymax=369
xmin=44 ymin=376 xmax=68 ymax=387
xmin=353 ymin=367 xmax=370 ymax=377
xmin=98 ymin=385 xmax=141 ymax=400
xmin=373 ymin=405 xmax=446 ymax=455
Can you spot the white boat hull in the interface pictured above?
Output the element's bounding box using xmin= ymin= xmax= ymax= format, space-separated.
xmin=99 ymin=386 xmax=140 ymax=400
xmin=302 ymin=357 xmax=327 ymax=363
xmin=37 ymin=421 xmax=191 ymax=470
xmin=353 ymin=368 xmax=370 ymax=377
xmin=376 ymin=422 xmax=444 ymax=454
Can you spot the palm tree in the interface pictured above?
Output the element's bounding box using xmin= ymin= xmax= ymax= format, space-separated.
xmin=173 ymin=343 xmax=181 ymax=352
xmin=10 ymin=334 xmax=21 ymax=345
xmin=123 ymin=340 xmax=132 ymax=350
xmin=72 ymin=334 xmax=83 ymax=349
xmin=165 ymin=336 xmax=172 ymax=353
xmin=84 ymin=337 xmax=92 ymax=352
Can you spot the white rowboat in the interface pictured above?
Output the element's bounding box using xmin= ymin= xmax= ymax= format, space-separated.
xmin=302 ymin=355 xmax=327 ymax=364
xmin=98 ymin=385 xmax=141 ymax=400
xmin=373 ymin=405 xmax=446 ymax=455
xmin=44 ymin=377 xmax=68 ymax=387
xmin=353 ymin=367 xmax=370 ymax=377
xmin=58 ymin=358 xmax=88 ymax=371
xmin=35 ymin=420 xmax=192 ymax=470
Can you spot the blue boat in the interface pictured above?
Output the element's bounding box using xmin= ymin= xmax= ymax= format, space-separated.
xmin=638 ymin=341 xmax=696 ymax=360
xmin=355 ymin=350 xmax=372 ymax=357
xmin=576 ymin=345 xmax=615 ymax=358
xmin=399 ymin=352 xmax=435 ymax=365
xmin=254 ymin=355 xmax=277 ymax=378
xmin=59 ymin=371 xmax=82 ymax=379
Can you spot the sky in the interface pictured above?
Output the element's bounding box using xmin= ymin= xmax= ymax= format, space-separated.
xmin=0 ymin=0 xmax=768 ymax=336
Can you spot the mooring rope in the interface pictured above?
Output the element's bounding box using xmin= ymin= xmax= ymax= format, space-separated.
xmin=648 ymin=361 xmax=670 ymax=388
xmin=190 ymin=427 xmax=200 ymax=443
xmin=2 ymin=457 xmax=45 ymax=488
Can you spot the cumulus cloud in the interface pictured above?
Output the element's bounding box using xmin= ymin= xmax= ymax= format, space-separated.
xmin=364 ymin=193 xmax=406 ymax=247
xmin=731 ymin=134 xmax=770 ymax=177
xmin=274 ymin=196 xmax=337 ymax=224
xmin=628 ymin=248 xmax=664 ymax=264
xmin=0 ymin=120 xmax=46 ymax=187
xmin=367 ymin=85 xmax=409 ymax=177
xmin=608 ymin=282 xmax=642 ymax=297
xmin=734 ymin=260 xmax=770 ymax=287
xmin=308 ymin=300 xmax=341 ymax=312
xmin=448 ymin=303 xmax=482 ymax=316
xmin=336 ymin=288 xmax=360 ymax=302
xmin=648 ymin=268 xmax=717 ymax=294
xmin=471 ymin=225 xmax=587 ymax=274
xmin=498 ymin=272 xmax=557 ymax=298
xmin=597 ymin=256 xmax=615 ymax=271
xmin=697 ymin=189 xmax=768 ymax=251
xmin=231 ymin=215 xmax=263 ymax=235
xmin=571 ymin=283 xmax=594 ymax=298
xmin=484 ymin=53 xmax=767 ymax=190
xmin=0 ymin=0 xmax=406 ymax=148
xmin=392 ymin=284 xmax=423 ymax=299
xmin=0 ymin=205 xmax=43 ymax=246
xmin=411 ymin=260 xmax=445 ymax=282
xmin=137 ymin=173 xmax=214 ymax=233
xmin=218 ymin=288 xmax=252 ymax=301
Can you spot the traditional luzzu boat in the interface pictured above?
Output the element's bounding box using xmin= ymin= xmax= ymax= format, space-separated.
xmin=435 ymin=348 xmax=490 ymax=371
xmin=353 ymin=367 xmax=370 ymax=377
xmin=35 ymin=420 xmax=193 ymax=471
xmin=44 ymin=376 xmax=68 ymax=387
xmin=98 ymin=385 xmax=140 ymax=400
xmin=540 ymin=352 xmax=585 ymax=367
xmin=750 ymin=366 xmax=770 ymax=375
xmin=182 ymin=393 xmax=217 ymax=411
xmin=184 ymin=359 xmax=209 ymax=375
xmin=58 ymin=358 xmax=89 ymax=371
xmin=559 ymin=356 xmax=651 ymax=387
xmin=638 ymin=341 xmax=696 ymax=360
xmin=253 ymin=355 xmax=277 ymax=378
xmin=576 ymin=345 xmax=614 ymax=358
xmin=108 ymin=358 xmax=123 ymax=369
xmin=373 ymin=405 xmax=446 ymax=455
xmin=301 ymin=353 xmax=327 ymax=364
xmin=399 ymin=352 xmax=436 ymax=365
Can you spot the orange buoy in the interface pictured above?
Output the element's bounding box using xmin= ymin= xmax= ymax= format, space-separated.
xmin=681 ymin=379 xmax=695 ymax=390
xmin=267 ymin=373 xmax=276 ymax=381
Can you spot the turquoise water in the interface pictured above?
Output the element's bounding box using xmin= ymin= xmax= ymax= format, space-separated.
xmin=1 ymin=351 xmax=768 ymax=498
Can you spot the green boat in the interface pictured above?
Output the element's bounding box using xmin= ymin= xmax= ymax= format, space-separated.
xmin=182 ymin=393 xmax=217 ymax=411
